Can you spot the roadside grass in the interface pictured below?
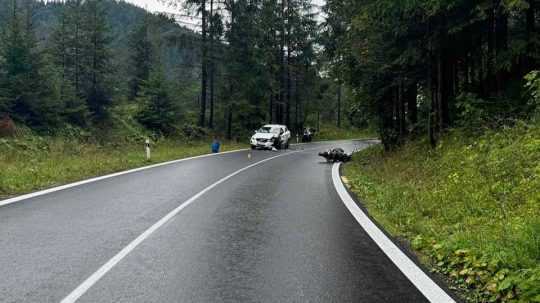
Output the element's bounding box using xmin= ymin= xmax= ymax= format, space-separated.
xmin=0 ymin=121 xmax=373 ymax=199
xmin=344 ymin=122 xmax=540 ymax=302
xmin=0 ymin=137 xmax=246 ymax=199
xmin=315 ymin=124 xmax=377 ymax=141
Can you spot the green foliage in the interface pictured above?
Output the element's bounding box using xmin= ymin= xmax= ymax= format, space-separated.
xmin=127 ymin=14 xmax=153 ymax=100
xmin=455 ymin=93 xmax=492 ymax=130
xmin=0 ymin=0 xmax=203 ymax=133
xmin=524 ymin=71 xmax=540 ymax=119
xmin=135 ymin=67 xmax=180 ymax=135
xmin=345 ymin=122 xmax=540 ymax=302
xmin=0 ymin=132 xmax=246 ymax=199
xmin=80 ymin=0 xmax=112 ymax=120
xmin=181 ymin=124 xmax=208 ymax=140
xmin=0 ymin=0 xmax=61 ymax=128
xmin=315 ymin=123 xmax=376 ymax=141
xmin=0 ymin=0 xmax=344 ymax=140
xmin=322 ymin=0 xmax=540 ymax=148
xmin=219 ymin=0 xmax=320 ymax=133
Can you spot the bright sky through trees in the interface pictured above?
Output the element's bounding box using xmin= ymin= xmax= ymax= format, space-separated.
xmin=122 ymin=0 xmax=325 ymax=31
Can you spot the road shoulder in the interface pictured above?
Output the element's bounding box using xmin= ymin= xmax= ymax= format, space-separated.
xmin=332 ymin=162 xmax=459 ymax=303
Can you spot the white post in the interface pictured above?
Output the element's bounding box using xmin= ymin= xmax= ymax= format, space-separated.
xmin=145 ymin=138 xmax=151 ymax=161
xmin=296 ymin=133 xmax=299 ymax=144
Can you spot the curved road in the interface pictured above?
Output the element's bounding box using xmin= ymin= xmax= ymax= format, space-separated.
xmin=0 ymin=140 xmax=441 ymax=302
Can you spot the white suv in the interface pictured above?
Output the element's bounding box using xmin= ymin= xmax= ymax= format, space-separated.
xmin=250 ymin=124 xmax=291 ymax=150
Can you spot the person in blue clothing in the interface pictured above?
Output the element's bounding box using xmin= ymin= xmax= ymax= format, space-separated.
xmin=211 ymin=136 xmax=221 ymax=153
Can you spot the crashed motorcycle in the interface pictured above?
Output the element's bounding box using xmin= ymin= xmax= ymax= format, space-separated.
xmin=318 ymin=148 xmax=352 ymax=163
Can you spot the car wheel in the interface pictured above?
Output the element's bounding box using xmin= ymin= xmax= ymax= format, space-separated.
xmin=274 ymin=138 xmax=281 ymax=150
xmin=251 ymin=145 xmax=256 ymax=150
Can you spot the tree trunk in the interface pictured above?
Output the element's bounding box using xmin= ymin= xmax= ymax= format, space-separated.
xmin=336 ymin=82 xmax=341 ymax=128
xmin=199 ymin=0 xmax=208 ymax=128
xmin=406 ymin=83 xmax=418 ymax=128
xmin=464 ymin=52 xmax=470 ymax=88
xmin=294 ymin=70 xmax=299 ymax=134
xmin=495 ymin=7 xmax=508 ymax=91
xmin=398 ymin=81 xmax=406 ymax=140
xmin=317 ymin=110 xmax=320 ymax=133
xmin=209 ymin=65 xmax=214 ymax=128
xmin=525 ymin=2 xmax=536 ymax=70
xmin=74 ymin=0 xmax=80 ymax=95
xmin=486 ymin=1 xmax=497 ymax=94
xmin=227 ymin=103 xmax=233 ymax=140
xmin=286 ymin=47 xmax=291 ymax=127
xmin=269 ymin=93 xmax=274 ymax=123
xmin=279 ymin=0 xmax=287 ymax=125
xmin=379 ymin=89 xmax=396 ymax=151
xmin=60 ymin=9 xmax=66 ymax=97
xmin=208 ymin=0 xmax=215 ymax=129
xmin=429 ymin=84 xmax=438 ymax=148
xmin=428 ymin=27 xmax=438 ymax=148
xmin=438 ymin=19 xmax=451 ymax=129
xmin=437 ymin=52 xmax=444 ymax=133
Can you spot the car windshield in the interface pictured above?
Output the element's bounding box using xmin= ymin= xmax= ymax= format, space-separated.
xmin=257 ymin=127 xmax=279 ymax=134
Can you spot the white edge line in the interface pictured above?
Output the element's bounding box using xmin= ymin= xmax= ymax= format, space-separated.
xmin=0 ymin=149 xmax=247 ymax=208
xmin=1 ymin=139 xmax=371 ymax=208
xmin=60 ymin=149 xmax=304 ymax=303
xmin=332 ymin=163 xmax=456 ymax=303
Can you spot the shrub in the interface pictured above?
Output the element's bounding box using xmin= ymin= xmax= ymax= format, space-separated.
xmin=524 ymin=71 xmax=540 ymax=120
xmin=181 ymin=124 xmax=208 ymax=140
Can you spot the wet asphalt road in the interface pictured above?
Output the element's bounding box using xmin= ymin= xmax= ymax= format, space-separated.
xmin=0 ymin=140 xmax=430 ymax=303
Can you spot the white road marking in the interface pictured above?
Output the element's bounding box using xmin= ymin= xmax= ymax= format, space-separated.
xmin=60 ymin=150 xmax=304 ymax=303
xmin=0 ymin=149 xmax=247 ymax=208
xmin=0 ymin=139 xmax=364 ymax=208
xmin=332 ymin=163 xmax=456 ymax=303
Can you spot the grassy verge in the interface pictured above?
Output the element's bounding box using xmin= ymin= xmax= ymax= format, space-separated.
xmin=344 ymin=122 xmax=540 ymax=303
xmin=0 ymin=123 xmax=373 ymax=199
xmin=0 ymin=137 xmax=246 ymax=199
xmin=315 ymin=124 xmax=377 ymax=141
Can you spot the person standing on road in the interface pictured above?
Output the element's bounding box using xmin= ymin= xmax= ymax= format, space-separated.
xmin=211 ymin=136 xmax=221 ymax=153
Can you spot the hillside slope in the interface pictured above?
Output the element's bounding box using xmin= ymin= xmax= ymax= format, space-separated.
xmin=0 ymin=0 xmax=201 ymax=93
xmin=345 ymin=124 xmax=540 ymax=302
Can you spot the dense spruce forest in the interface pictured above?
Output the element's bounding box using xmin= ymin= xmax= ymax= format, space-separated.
xmin=0 ymin=0 xmax=208 ymax=134
xmin=0 ymin=0 xmax=348 ymax=140
xmin=1 ymin=0 xmax=540 ymax=145
xmin=322 ymin=0 xmax=540 ymax=150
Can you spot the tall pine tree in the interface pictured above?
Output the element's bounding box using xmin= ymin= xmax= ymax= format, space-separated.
xmin=0 ymin=0 xmax=59 ymax=128
xmin=135 ymin=65 xmax=180 ymax=135
xmin=81 ymin=0 xmax=112 ymax=121
xmin=49 ymin=0 xmax=89 ymax=126
xmin=128 ymin=13 xmax=153 ymax=101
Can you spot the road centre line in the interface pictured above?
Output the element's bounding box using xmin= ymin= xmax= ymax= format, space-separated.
xmin=0 ymin=149 xmax=249 ymax=208
xmin=60 ymin=148 xmax=313 ymax=303
xmin=0 ymin=139 xmax=358 ymax=208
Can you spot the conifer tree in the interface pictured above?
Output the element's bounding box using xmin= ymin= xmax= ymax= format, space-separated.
xmin=128 ymin=14 xmax=153 ymax=101
xmin=49 ymin=0 xmax=89 ymax=126
xmin=81 ymin=0 xmax=112 ymax=120
xmin=0 ymin=0 xmax=59 ymax=127
xmin=135 ymin=66 xmax=180 ymax=135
